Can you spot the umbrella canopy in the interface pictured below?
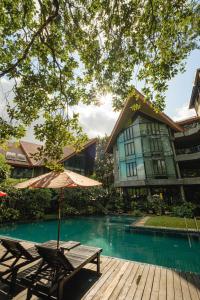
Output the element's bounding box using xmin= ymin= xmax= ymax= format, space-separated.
xmin=15 ymin=169 xmax=102 ymax=248
xmin=15 ymin=169 xmax=101 ymax=189
xmin=0 ymin=191 xmax=7 ymax=197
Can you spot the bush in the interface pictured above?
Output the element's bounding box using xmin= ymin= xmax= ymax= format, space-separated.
xmin=0 ymin=207 xmax=20 ymax=222
xmin=131 ymin=209 xmax=143 ymax=217
xmin=172 ymin=202 xmax=196 ymax=218
xmin=147 ymin=194 xmax=164 ymax=215
xmin=0 ymin=154 xmax=11 ymax=182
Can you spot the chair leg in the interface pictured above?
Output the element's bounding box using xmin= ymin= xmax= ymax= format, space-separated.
xmin=97 ymin=253 xmax=100 ymax=274
xmin=26 ymin=288 xmax=32 ymax=300
xmin=58 ymin=279 xmax=64 ymax=300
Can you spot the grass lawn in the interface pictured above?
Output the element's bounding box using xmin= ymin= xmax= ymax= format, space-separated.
xmin=145 ymin=216 xmax=200 ymax=229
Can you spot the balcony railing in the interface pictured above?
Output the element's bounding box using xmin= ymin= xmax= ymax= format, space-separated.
xmin=176 ymin=145 xmax=200 ymax=155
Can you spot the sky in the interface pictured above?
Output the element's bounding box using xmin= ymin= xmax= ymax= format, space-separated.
xmin=0 ymin=49 xmax=199 ymax=143
xmin=71 ymin=49 xmax=200 ymax=139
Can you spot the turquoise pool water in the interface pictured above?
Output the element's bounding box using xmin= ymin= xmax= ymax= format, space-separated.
xmin=0 ymin=216 xmax=199 ymax=273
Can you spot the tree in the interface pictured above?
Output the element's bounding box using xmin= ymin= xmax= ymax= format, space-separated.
xmin=0 ymin=0 xmax=199 ymax=162
xmin=95 ymin=136 xmax=114 ymax=188
xmin=0 ymin=154 xmax=11 ymax=181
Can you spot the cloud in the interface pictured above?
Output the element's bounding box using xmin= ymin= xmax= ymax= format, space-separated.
xmin=74 ymin=94 xmax=120 ymax=138
xmin=172 ymin=103 xmax=196 ymax=121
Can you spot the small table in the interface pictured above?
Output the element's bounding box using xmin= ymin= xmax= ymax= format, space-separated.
xmin=40 ymin=240 xmax=80 ymax=250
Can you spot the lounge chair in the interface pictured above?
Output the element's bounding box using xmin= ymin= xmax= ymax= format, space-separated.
xmin=0 ymin=237 xmax=40 ymax=294
xmin=23 ymin=244 xmax=102 ymax=300
xmin=0 ymin=238 xmax=80 ymax=296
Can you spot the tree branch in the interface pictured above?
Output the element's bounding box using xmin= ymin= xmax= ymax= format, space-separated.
xmin=0 ymin=0 xmax=59 ymax=78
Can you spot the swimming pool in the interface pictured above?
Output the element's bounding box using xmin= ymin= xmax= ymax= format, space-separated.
xmin=0 ymin=216 xmax=199 ymax=273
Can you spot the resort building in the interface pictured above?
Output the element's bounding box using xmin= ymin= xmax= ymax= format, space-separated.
xmin=106 ymin=69 xmax=200 ymax=202
xmin=0 ymin=139 xmax=97 ymax=178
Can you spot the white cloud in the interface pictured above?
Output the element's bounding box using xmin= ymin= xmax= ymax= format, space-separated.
xmin=172 ymin=103 xmax=196 ymax=121
xmin=73 ymin=93 xmax=120 ymax=138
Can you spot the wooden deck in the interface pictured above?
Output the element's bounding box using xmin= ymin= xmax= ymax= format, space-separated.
xmin=0 ymin=241 xmax=200 ymax=300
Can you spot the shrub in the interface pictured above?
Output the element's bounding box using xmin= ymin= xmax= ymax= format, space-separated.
xmin=148 ymin=194 xmax=164 ymax=215
xmin=0 ymin=207 xmax=20 ymax=222
xmin=131 ymin=209 xmax=143 ymax=217
xmin=172 ymin=202 xmax=196 ymax=218
xmin=0 ymin=154 xmax=11 ymax=182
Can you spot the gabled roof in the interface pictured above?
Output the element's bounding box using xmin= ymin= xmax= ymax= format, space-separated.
xmin=60 ymin=138 xmax=97 ymax=162
xmin=189 ymin=68 xmax=200 ymax=109
xmin=105 ymin=89 xmax=183 ymax=153
xmin=2 ymin=139 xmax=97 ymax=167
xmin=20 ymin=141 xmax=42 ymax=166
xmin=0 ymin=141 xmax=30 ymax=167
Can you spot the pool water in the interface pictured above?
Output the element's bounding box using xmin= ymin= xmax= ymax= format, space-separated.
xmin=0 ymin=216 xmax=199 ymax=273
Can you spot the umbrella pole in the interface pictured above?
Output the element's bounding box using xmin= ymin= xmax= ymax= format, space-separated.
xmin=57 ymin=188 xmax=64 ymax=249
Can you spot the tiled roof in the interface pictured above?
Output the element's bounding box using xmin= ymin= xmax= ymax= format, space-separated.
xmin=60 ymin=138 xmax=97 ymax=162
xmin=2 ymin=139 xmax=97 ymax=167
xmin=0 ymin=142 xmax=30 ymax=167
xmin=175 ymin=115 xmax=200 ymax=126
xmin=105 ymin=89 xmax=183 ymax=153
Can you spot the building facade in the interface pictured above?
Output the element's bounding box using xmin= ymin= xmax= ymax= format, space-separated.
xmin=106 ymin=70 xmax=200 ymax=202
xmin=0 ymin=139 xmax=97 ymax=178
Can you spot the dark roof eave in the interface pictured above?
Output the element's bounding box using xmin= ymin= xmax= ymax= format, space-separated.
xmin=105 ymin=90 xmax=183 ymax=153
xmin=59 ymin=138 xmax=97 ymax=163
xmin=189 ymin=86 xmax=198 ymax=109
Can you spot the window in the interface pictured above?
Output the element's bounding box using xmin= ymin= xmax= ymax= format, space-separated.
xmin=150 ymin=138 xmax=162 ymax=152
xmin=16 ymin=154 xmax=27 ymax=161
xmin=153 ymin=159 xmax=166 ymax=175
xmin=6 ymin=152 xmax=16 ymax=160
xmin=126 ymin=162 xmax=137 ymax=177
xmin=124 ymin=142 xmax=135 ymax=156
xmin=147 ymin=123 xmax=160 ymax=135
xmin=124 ymin=126 xmax=134 ymax=141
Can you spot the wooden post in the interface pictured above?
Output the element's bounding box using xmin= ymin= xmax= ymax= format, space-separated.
xmin=57 ymin=188 xmax=64 ymax=249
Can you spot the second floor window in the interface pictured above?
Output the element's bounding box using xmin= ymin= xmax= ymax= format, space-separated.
xmin=147 ymin=123 xmax=160 ymax=135
xmin=153 ymin=159 xmax=166 ymax=175
xmin=124 ymin=126 xmax=134 ymax=141
xmin=126 ymin=162 xmax=137 ymax=177
xmin=124 ymin=142 xmax=135 ymax=156
xmin=150 ymin=138 xmax=162 ymax=152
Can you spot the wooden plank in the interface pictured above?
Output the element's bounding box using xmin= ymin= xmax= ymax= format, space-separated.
xmin=125 ymin=264 xmax=145 ymax=299
xmin=159 ymin=268 xmax=167 ymax=300
xmin=109 ymin=262 xmax=133 ymax=299
xmin=91 ymin=261 xmax=125 ymax=300
xmin=173 ymin=271 xmax=183 ymax=300
xmin=150 ymin=266 xmax=161 ymax=300
xmin=142 ymin=265 xmax=155 ymax=300
xmin=0 ymin=241 xmax=200 ymax=300
xmin=179 ymin=272 xmax=191 ymax=300
xmin=83 ymin=259 xmax=121 ymax=300
xmin=131 ymin=264 xmax=150 ymax=300
xmin=185 ymin=273 xmax=200 ymax=300
xmin=94 ymin=261 xmax=130 ymax=300
xmin=191 ymin=274 xmax=200 ymax=299
xmin=166 ymin=269 xmax=174 ymax=300
xmin=117 ymin=263 xmax=140 ymax=300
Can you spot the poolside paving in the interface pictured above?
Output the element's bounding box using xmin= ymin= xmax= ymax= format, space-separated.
xmin=0 ymin=241 xmax=200 ymax=300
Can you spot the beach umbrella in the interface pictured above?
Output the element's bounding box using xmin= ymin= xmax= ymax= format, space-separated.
xmin=0 ymin=191 xmax=7 ymax=197
xmin=15 ymin=169 xmax=102 ymax=248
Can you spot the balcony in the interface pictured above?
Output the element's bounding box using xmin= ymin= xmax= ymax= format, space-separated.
xmin=176 ymin=145 xmax=200 ymax=161
xmin=174 ymin=122 xmax=200 ymax=138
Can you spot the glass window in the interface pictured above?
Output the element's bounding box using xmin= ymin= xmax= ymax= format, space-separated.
xmin=147 ymin=123 xmax=160 ymax=135
xmin=124 ymin=142 xmax=135 ymax=156
xmin=126 ymin=162 xmax=137 ymax=177
xmin=124 ymin=126 xmax=134 ymax=141
xmin=153 ymin=159 xmax=166 ymax=175
xmin=150 ymin=138 xmax=162 ymax=152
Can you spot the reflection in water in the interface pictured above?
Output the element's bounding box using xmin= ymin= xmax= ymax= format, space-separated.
xmin=0 ymin=216 xmax=199 ymax=274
